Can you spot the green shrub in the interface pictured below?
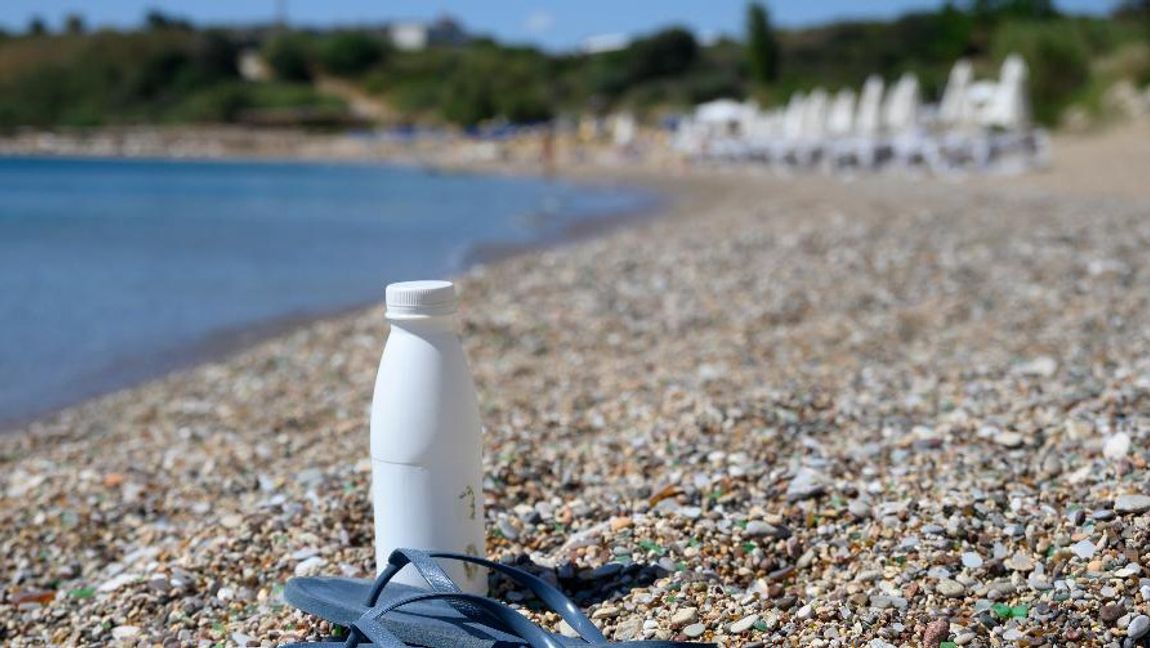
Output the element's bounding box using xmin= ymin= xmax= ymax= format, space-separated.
xmin=317 ymin=32 xmax=386 ymax=77
xmin=263 ymin=35 xmax=312 ymax=82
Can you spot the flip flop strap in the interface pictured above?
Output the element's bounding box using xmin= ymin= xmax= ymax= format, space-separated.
xmin=371 ymin=548 xmax=606 ymax=643
xmin=359 ymin=591 xmax=565 ymax=648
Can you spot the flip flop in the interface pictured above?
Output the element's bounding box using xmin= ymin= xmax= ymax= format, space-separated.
xmin=286 ymin=548 xmax=607 ymax=647
xmin=281 ymin=590 xmax=715 ymax=648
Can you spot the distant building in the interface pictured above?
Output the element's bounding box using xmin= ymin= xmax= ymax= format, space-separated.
xmin=388 ymin=16 xmax=468 ymax=51
xmin=581 ymin=33 xmax=630 ymax=55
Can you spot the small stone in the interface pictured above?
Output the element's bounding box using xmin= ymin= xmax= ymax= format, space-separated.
xmin=922 ymin=619 xmax=949 ymax=646
xmin=1129 ymin=615 xmax=1150 ymax=640
xmin=678 ymin=506 xmax=702 ymax=520
xmin=497 ymin=518 xmax=519 ymax=541
xmin=1002 ymin=628 xmax=1024 ymax=641
xmin=848 ymin=500 xmax=872 ymax=518
xmin=613 ymin=618 xmax=642 ymax=641
xmin=682 ymin=623 xmax=705 ymax=638
xmin=557 ymin=620 xmax=580 ymax=638
xmin=786 ymin=468 xmax=826 ymax=502
xmin=670 ymin=607 xmax=698 ymax=628
xmin=112 ymin=626 xmax=141 ymax=640
xmin=728 ymin=614 xmax=759 ymax=634
xmin=1015 ymin=356 xmax=1057 ymax=377
xmin=609 ymin=516 xmax=633 ymax=531
xmin=294 ymin=556 xmax=327 ymax=577
xmin=961 ymin=552 xmax=984 ymax=569
xmin=1114 ymin=564 xmax=1141 ymax=578
xmin=1114 ymin=494 xmax=1150 ymax=514
xmin=937 ymin=578 xmax=966 ymax=598
xmin=98 ymin=573 xmax=139 ymax=593
xmin=1067 ymin=508 xmax=1086 ymax=526
xmin=1004 ymin=552 xmax=1035 ymax=572
xmin=1101 ymin=603 xmax=1125 ymax=624
xmin=994 ymin=431 xmax=1025 ymax=449
xmin=1103 ymin=433 xmax=1131 ymax=460
xmin=745 ymin=520 xmax=785 ymax=537
xmin=1070 ymin=540 xmax=1096 ymax=560
xmin=795 ymin=603 xmax=814 ymax=620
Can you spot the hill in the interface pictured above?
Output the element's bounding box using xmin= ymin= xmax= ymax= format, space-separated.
xmin=0 ymin=4 xmax=1147 ymax=131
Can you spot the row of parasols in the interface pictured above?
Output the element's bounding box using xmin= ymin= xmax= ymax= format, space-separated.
xmin=675 ymin=54 xmax=1047 ymax=175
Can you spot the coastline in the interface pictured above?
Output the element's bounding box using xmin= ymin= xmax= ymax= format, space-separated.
xmin=2 ymin=127 xmax=1149 ymax=646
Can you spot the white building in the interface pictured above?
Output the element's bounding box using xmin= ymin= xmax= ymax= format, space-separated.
xmin=388 ymin=16 xmax=468 ymax=52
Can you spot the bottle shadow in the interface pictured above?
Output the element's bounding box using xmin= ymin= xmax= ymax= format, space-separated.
xmin=492 ymin=555 xmax=671 ymax=608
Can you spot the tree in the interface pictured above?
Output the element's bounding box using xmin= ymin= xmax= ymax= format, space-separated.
xmin=65 ymin=13 xmax=86 ymax=35
xmin=625 ymin=27 xmax=699 ymax=82
xmin=264 ymin=35 xmax=313 ymax=82
xmin=747 ymin=2 xmax=780 ymax=85
xmin=27 ymin=16 xmax=48 ymax=36
xmin=145 ymin=10 xmax=192 ymax=31
xmin=317 ymin=32 xmax=386 ymax=77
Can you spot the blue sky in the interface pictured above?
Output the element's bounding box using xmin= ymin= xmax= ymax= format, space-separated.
xmin=0 ymin=1 xmax=1122 ymax=50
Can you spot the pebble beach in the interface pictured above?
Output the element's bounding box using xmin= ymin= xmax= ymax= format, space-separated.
xmin=2 ymin=128 xmax=1150 ymax=647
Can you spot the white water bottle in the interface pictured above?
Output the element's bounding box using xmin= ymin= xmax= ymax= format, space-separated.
xmin=370 ymin=280 xmax=486 ymax=593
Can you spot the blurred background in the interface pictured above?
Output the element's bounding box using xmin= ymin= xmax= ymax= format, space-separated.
xmin=0 ymin=0 xmax=1146 ymax=133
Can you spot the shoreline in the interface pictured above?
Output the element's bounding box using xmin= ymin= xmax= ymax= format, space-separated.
xmin=0 ymin=163 xmax=674 ymax=434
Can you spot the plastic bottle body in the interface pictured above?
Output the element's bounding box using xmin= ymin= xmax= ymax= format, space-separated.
xmin=370 ymin=310 xmax=486 ymax=594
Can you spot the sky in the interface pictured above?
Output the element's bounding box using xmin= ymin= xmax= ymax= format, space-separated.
xmin=0 ymin=1 xmax=1123 ymax=50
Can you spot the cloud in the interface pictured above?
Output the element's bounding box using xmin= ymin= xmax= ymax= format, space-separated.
xmin=524 ymin=10 xmax=554 ymax=35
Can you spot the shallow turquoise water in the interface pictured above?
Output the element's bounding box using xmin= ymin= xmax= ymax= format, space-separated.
xmin=0 ymin=156 xmax=655 ymax=424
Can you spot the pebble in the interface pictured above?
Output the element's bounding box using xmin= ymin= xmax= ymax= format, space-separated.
xmin=293 ymin=556 xmax=327 ymax=577
xmin=111 ymin=626 xmax=140 ymax=640
xmin=670 ymin=607 xmax=698 ymax=628
xmin=1070 ymin=540 xmax=1097 ymax=560
xmin=613 ymin=618 xmax=642 ymax=641
xmin=961 ymin=552 xmax=984 ymax=569
xmin=497 ymin=518 xmax=519 ymax=541
xmin=936 ymin=579 xmax=966 ymax=598
xmin=1129 ymin=615 xmax=1150 ymax=640
xmin=785 ymin=468 xmax=826 ymax=502
xmin=1004 ymin=553 xmax=1035 ymax=572
xmin=1101 ymin=603 xmax=1125 ymax=624
xmin=728 ymin=614 xmax=759 ymax=634
xmin=994 ymin=431 xmax=1025 ymax=448
xmin=1102 ymin=433 xmax=1131 ymax=460
xmin=1114 ymin=494 xmax=1150 ymax=514
xmin=682 ymin=623 xmax=706 ymax=639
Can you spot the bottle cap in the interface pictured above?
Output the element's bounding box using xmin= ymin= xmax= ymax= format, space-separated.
xmin=385 ymin=280 xmax=458 ymax=317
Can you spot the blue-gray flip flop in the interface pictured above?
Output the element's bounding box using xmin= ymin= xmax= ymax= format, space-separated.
xmin=286 ymin=548 xmax=607 ymax=647
xmin=285 ymin=549 xmax=683 ymax=647
xmin=281 ymin=590 xmax=715 ymax=648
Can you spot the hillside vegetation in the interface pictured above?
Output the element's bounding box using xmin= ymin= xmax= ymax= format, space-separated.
xmin=0 ymin=2 xmax=1147 ymax=131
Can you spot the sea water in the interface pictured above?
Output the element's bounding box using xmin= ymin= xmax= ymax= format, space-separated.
xmin=0 ymin=156 xmax=655 ymax=425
